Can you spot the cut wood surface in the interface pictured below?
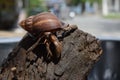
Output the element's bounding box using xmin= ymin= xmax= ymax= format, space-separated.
xmin=0 ymin=25 xmax=102 ymax=80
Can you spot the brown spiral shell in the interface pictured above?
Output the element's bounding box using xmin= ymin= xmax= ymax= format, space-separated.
xmin=19 ymin=12 xmax=62 ymax=34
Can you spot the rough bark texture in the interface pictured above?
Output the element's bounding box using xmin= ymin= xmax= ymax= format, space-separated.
xmin=0 ymin=25 xmax=102 ymax=80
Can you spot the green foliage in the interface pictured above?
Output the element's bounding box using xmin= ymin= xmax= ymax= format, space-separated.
xmin=104 ymin=13 xmax=120 ymax=19
xmin=28 ymin=0 xmax=47 ymax=15
xmin=66 ymin=0 xmax=86 ymax=6
xmin=97 ymin=0 xmax=102 ymax=4
xmin=72 ymin=0 xmax=84 ymax=6
xmin=66 ymin=0 xmax=102 ymax=6
xmin=0 ymin=0 xmax=16 ymax=11
xmin=90 ymin=0 xmax=102 ymax=5
xmin=29 ymin=0 xmax=43 ymax=9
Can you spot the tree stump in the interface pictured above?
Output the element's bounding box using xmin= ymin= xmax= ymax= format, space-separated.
xmin=0 ymin=25 xmax=102 ymax=80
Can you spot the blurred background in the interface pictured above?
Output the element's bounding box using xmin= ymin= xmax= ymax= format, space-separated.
xmin=0 ymin=0 xmax=120 ymax=80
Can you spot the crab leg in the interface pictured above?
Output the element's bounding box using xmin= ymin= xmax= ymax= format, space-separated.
xmin=45 ymin=40 xmax=53 ymax=59
xmin=49 ymin=34 xmax=62 ymax=59
xmin=26 ymin=35 xmax=44 ymax=54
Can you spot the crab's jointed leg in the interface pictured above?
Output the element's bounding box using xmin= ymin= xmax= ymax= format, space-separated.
xmin=49 ymin=34 xmax=62 ymax=59
xmin=26 ymin=35 xmax=43 ymax=54
xmin=45 ymin=40 xmax=53 ymax=60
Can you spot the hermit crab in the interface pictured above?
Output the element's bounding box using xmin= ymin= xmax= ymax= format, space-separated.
xmin=19 ymin=12 xmax=77 ymax=61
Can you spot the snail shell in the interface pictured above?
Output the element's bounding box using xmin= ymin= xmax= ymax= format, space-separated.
xmin=20 ymin=12 xmax=62 ymax=34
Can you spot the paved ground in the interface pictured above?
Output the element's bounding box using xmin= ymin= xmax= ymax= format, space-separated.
xmin=65 ymin=15 xmax=120 ymax=40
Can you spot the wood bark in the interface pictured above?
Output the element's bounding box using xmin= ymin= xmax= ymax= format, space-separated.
xmin=0 ymin=25 xmax=102 ymax=80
